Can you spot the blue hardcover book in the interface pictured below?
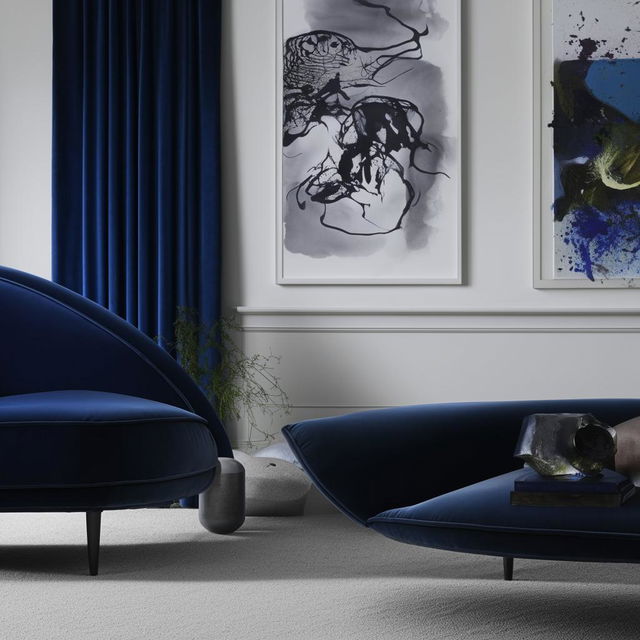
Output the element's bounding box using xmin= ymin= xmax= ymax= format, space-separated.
xmin=514 ymin=468 xmax=633 ymax=494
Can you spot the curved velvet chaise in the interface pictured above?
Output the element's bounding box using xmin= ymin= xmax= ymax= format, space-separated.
xmin=0 ymin=266 xmax=233 ymax=574
xmin=283 ymin=400 xmax=640 ymax=580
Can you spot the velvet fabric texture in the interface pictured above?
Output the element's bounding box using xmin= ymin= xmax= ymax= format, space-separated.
xmin=369 ymin=470 xmax=640 ymax=563
xmin=283 ymin=399 xmax=640 ymax=562
xmin=0 ymin=266 xmax=232 ymax=509
xmin=0 ymin=390 xmax=216 ymax=510
xmin=0 ymin=266 xmax=231 ymax=459
xmin=52 ymin=0 xmax=222 ymax=347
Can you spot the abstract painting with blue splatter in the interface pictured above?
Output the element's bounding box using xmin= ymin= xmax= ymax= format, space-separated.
xmin=552 ymin=0 xmax=640 ymax=282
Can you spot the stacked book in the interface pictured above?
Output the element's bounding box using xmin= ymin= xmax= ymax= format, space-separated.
xmin=511 ymin=468 xmax=636 ymax=507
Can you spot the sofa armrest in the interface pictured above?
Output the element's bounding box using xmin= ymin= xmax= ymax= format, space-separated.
xmin=283 ymin=399 xmax=640 ymax=525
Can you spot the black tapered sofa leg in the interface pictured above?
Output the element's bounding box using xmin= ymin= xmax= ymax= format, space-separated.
xmin=503 ymin=556 xmax=514 ymax=581
xmin=86 ymin=511 xmax=102 ymax=576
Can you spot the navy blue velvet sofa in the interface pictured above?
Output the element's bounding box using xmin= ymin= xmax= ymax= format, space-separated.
xmin=0 ymin=266 xmax=233 ymax=575
xmin=283 ymin=400 xmax=640 ymax=580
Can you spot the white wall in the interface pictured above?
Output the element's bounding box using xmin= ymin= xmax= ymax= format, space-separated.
xmin=2 ymin=0 xmax=640 ymax=448
xmin=222 ymin=0 xmax=640 ymax=445
xmin=0 ymin=0 xmax=51 ymax=279
xmin=222 ymin=0 xmax=640 ymax=310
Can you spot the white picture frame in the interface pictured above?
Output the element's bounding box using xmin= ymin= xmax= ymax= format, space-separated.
xmin=534 ymin=0 xmax=640 ymax=289
xmin=276 ymin=0 xmax=462 ymax=285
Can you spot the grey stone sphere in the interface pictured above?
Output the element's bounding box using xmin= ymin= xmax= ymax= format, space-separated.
xmin=233 ymin=450 xmax=312 ymax=516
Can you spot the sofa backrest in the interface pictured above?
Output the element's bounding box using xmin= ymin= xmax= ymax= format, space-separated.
xmin=284 ymin=399 xmax=640 ymax=524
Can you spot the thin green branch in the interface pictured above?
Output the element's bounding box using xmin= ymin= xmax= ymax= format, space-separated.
xmin=172 ymin=308 xmax=290 ymax=444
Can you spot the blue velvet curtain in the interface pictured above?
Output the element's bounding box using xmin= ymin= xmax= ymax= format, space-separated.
xmin=52 ymin=0 xmax=221 ymax=348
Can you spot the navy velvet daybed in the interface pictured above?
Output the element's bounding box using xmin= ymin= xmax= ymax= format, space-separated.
xmin=283 ymin=400 xmax=640 ymax=580
xmin=0 ymin=266 xmax=234 ymax=575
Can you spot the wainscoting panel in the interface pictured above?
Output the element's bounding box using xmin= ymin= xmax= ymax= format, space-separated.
xmin=230 ymin=308 xmax=640 ymax=447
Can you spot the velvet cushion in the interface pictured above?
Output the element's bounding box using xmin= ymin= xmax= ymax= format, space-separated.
xmin=369 ymin=470 xmax=640 ymax=563
xmin=0 ymin=390 xmax=217 ymax=510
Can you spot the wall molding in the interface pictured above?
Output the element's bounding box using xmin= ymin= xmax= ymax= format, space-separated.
xmin=237 ymin=307 xmax=640 ymax=316
xmin=236 ymin=307 xmax=640 ymax=333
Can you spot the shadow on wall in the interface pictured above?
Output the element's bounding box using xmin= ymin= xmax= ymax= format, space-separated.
xmin=221 ymin=0 xmax=245 ymax=314
xmin=234 ymin=328 xmax=385 ymax=446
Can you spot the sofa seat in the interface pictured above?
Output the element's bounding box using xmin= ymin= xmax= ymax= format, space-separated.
xmin=0 ymin=390 xmax=217 ymax=511
xmin=368 ymin=469 xmax=640 ymax=563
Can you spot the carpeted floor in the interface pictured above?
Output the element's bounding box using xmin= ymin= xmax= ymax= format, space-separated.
xmin=0 ymin=510 xmax=638 ymax=639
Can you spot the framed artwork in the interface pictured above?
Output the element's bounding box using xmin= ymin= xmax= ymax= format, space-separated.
xmin=276 ymin=0 xmax=461 ymax=284
xmin=535 ymin=0 xmax=640 ymax=288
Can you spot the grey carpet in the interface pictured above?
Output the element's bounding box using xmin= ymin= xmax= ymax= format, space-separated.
xmin=0 ymin=511 xmax=638 ymax=639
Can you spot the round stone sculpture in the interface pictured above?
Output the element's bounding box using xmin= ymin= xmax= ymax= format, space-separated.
xmin=198 ymin=457 xmax=245 ymax=534
xmin=233 ymin=450 xmax=312 ymax=516
xmin=254 ymin=440 xmax=302 ymax=468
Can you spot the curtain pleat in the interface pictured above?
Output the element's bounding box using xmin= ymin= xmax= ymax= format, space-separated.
xmin=52 ymin=0 xmax=221 ymax=349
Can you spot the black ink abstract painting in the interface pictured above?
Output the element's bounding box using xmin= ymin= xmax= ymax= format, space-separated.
xmin=277 ymin=0 xmax=460 ymax=284
xmin=535 ymin=0 xmax=640 ymax=288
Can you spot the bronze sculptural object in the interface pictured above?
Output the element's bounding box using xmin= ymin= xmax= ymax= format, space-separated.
xmin=514 ymin=413 xmax=617 ymax=477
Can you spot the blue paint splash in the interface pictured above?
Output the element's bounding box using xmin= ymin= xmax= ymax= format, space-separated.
xmin=561 ymin=204 xmax=640 ymax=280
xmin=585 ymin=60 xmax=640 ymax=124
